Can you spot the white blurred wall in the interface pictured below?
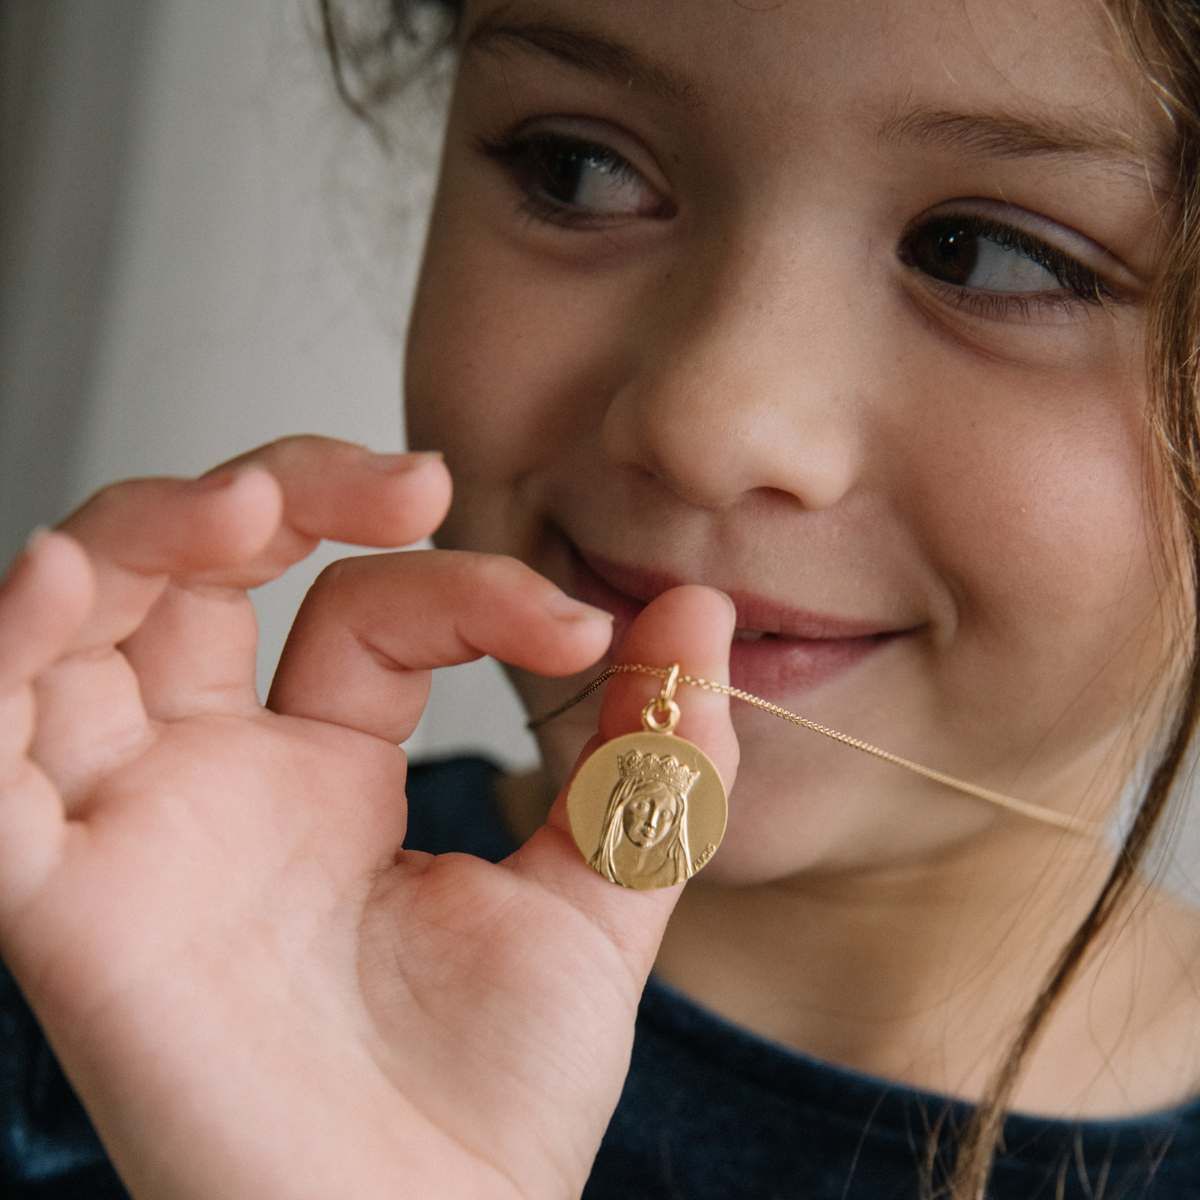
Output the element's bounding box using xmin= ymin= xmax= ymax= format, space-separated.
xmin=1 ymin=0 xmax=538 ymax=769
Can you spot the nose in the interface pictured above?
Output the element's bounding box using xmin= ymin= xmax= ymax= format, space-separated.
xmin=601 ymin=235 xmax=871 ymax=513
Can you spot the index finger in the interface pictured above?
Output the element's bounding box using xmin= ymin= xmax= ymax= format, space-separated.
xmin=58 ymin=439 xmax=450 ymax=653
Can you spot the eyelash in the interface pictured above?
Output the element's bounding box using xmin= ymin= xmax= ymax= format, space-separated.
xmin=897 ymin=214 xmax=1119 ymax=316
xmin=476 ymin=130 xmax=668 ymax=227
xmin=477 ymin=129 xmax=1122 ymax=317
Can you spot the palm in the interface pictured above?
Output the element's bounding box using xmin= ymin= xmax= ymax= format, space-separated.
xmin=31 ymin=712 xmax=402 ymax=1015
xmin=0 ymin=441 xmax=736 ymax=1200
xmin=357 ymin=819 xmax=645 ymax=1190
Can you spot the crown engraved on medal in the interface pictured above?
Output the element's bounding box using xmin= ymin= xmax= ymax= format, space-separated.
xmin=616 ymin=749 xmax=700 ymax=796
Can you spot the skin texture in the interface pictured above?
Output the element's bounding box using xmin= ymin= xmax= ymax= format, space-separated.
xmin=405 ymin=0 xmax=1200 ymax=1114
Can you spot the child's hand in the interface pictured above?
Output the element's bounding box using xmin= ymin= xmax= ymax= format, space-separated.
xmin=0 ymin=437 xmax=738 ymax=1200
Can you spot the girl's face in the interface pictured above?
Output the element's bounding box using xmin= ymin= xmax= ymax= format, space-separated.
xmin=406 ymin=0 xmax=1180 ymax=882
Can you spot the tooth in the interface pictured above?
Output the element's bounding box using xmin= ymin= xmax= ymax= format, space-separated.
xmin=734 ymin=629 xmax=766 ymax=642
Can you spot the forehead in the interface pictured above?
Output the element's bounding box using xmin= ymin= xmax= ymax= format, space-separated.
xmin=460 ymin=0 xmax=1168 ymax=180
xmin=632 ymin=785 xmax=677 ymax=809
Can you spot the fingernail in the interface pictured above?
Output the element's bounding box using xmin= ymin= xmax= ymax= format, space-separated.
xmin=546 ymin=591 xmax=615 ymax=623
xmin=25 ymin=526 xmax=51 ymax=554
xmin=369 ymin=450 xmax=444 ymax=473
xmin=194 ymin=467 xmax=246 ymax=491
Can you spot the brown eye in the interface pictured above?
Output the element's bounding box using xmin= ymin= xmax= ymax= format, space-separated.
xmin=478 ymin=129 xmax=673 ymax=226
xmin=904 ymin=219 xmax=979 ymax=287
xmin=503 ymin=137 xmax=627 ymax=209
xmin=899 ymin=213 xmax=1108 ymax=302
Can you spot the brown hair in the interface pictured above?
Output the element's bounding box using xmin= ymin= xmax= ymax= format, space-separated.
xmin=318 ymin=1 xmax=1200 ymax=1195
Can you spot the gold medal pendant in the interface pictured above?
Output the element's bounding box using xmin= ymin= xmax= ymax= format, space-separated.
xmin=566 ymin=665 xmax=728 ymax=890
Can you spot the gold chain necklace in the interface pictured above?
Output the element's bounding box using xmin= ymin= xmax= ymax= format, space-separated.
xmin=529 ymin=662 xmax=1105 ymax=890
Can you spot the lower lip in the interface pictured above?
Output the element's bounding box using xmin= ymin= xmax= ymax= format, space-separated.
xmin=566 ymin=546 xmax=897 ymax=697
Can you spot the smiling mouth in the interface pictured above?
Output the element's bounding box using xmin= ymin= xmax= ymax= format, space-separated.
xmin=561 ymin=536 xmax=911 ymax=696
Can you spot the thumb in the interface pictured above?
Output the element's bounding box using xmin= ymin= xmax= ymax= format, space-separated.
xmin=504 ymin=584 xmax=739 ymax=981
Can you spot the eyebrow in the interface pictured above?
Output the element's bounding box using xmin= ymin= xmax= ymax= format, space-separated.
xmin=462 ymin=8 xmax=1168 ymax=187
xmin=877 ymin=106 xmax=1164 ymax=180
xmin=462 ymin=9 xmax=702 ymax=109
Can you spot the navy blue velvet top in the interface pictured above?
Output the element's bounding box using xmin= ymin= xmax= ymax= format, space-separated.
xmin=4 ymin=755 xmax=1200 ymax=1198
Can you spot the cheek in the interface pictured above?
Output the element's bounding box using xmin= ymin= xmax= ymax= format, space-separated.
xmin=406 ymin=229 xmax=547 ymax=477
xmin=405 ymin=174 xmax=627 ymax=553
xmin=908 ymin=357 xmax=1183 ymax=749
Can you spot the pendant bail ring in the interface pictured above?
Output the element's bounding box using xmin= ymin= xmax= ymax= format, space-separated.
xmin=643 ymin=696 xmax=681 ymax=734
xmin=641 ymin=662 xmax=683 ymax=733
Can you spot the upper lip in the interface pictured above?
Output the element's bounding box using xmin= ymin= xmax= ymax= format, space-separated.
xmin=574 ymin=544 xmax=907 ymax=641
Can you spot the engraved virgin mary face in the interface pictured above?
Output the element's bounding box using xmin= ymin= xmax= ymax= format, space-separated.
xmin=621 ymin=783 xmax=681 ymax=850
